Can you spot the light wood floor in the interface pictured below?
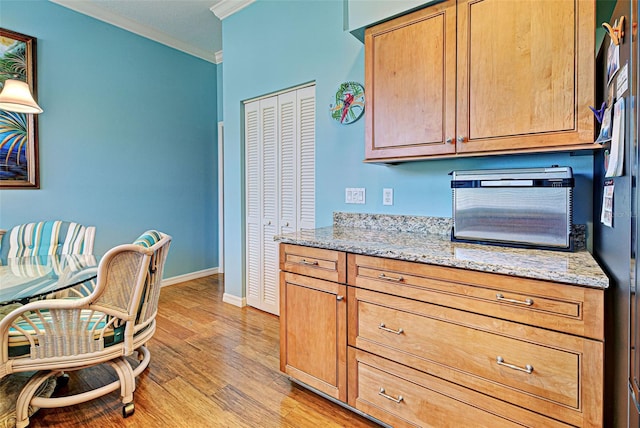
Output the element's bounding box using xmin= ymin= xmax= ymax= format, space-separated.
xmin=25 ymin=275 xmax=380 ymax=427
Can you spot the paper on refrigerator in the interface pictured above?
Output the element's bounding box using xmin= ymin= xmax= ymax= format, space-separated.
xmin=605 ymin=97 xmax=625 ymax=178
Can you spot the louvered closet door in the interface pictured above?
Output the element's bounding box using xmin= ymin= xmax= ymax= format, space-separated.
xmin=261 ymin=97 xmax=280 ymax=314
xmin=297 ymin=86 xmax=315 ymax=230
xmin=279 ymin=90 xmax=298 ymax=236
xmin=246 ymin=96 xmax=280 ymax=314
xmin=245 ymin=100 xmax=263 ymax=310
xmin=245 ymin=85 xmax=315 ymax=316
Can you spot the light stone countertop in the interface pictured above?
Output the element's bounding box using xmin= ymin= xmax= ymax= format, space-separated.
xmin=274 ymin=213 xmax=609 ymax=289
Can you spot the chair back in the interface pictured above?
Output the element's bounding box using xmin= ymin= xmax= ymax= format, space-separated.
xmin=131 ymin=231 xmax=171 ymax=328
xmin=0 ymin=221 xmax=96 ymax=258
xmin=92 ymin=230 xmax=171 ymax=353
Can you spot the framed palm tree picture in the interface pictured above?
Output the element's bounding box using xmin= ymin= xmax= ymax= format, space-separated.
xmin=0 ymin=28 xmax=38 ymax=188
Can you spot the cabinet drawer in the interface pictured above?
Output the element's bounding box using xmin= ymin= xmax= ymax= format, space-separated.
xmin=347 ymin=253 xmax=604 ymax=340
xmin=348 ymin=348 xmax=572 ymax=428
xmin=280 ymin=244 xmax=346 ymax=283
xmin=348 ymin=288 xmax=603 ymax=427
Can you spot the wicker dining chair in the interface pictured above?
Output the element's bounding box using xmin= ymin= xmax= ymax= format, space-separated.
xmin=0 ymin=230 xmax=171 ymax=427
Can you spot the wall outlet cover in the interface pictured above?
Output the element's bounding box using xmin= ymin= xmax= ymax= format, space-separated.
xmin=383 ymin=188 xmax=393 ymax=205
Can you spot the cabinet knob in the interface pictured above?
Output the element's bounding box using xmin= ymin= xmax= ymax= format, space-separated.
xmin=445 ymin=137 xmax=453 ymax=144
xmin=336 ymin=295 xmax=344 ymax=301
xmin=457 ymin=136 xmax=465 ymax=143
xmin=285 ymin=222 xmax=289 ymax=227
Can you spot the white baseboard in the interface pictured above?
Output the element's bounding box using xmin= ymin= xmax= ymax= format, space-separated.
xmin=161 ymin=267 xmax=245 ymax=308
xmin=161 ymin=267 xmax=219 ymax=287
xmin=223 ymin=293 xmax=246 ymax=307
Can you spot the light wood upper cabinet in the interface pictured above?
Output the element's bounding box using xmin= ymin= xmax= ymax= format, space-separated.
xmin=365 ymin=0 xmax=456 ymax=159
xmin=456 ymin=0 xmax=595 ymax=153
xmin=365 ymin=0 xmax=595 ymax=162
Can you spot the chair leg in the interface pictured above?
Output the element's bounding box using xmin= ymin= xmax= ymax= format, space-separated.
xmin=15 ymin=370 xmax=59 ymax=428
xmin=107 ymin=356 xmax=136 ymax=417
xmin=134 ymin=345 xmax=151 ymax=375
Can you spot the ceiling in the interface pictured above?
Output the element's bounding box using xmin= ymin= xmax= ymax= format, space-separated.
xmin=50 ymin=0 xmax=255 ymax=64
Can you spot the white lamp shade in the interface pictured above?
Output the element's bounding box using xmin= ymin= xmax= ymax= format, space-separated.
xmin=0 ymin=79 xmax=43 ymax=114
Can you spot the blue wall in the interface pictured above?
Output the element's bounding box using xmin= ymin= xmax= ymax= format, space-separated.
xmin=0 ymin=0 xmax=219 ymax=278
xmin=222 ymin=0 xmax=594 ymax=299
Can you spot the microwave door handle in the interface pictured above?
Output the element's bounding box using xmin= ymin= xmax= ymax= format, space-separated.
xmin=481 ymin=180 xmax=534 ymax=187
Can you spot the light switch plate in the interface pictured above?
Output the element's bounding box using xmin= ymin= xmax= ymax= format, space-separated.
xmin=345 ymin=188 xmax=353 ymax=203
xmin=345 ymin=188 xmax=366 ymax=204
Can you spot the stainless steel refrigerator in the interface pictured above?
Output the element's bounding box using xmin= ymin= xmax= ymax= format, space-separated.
xmin=593 ymin=0 xmax=639 ymax=426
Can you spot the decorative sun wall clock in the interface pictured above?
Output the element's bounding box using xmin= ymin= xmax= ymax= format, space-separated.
xmin=329 ymin=81 xmax=365 ymax=125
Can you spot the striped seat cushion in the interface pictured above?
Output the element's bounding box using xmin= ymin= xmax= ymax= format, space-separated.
xmin=7 ymin=310 xmax=124 ymax=358
xmin=133 ymin=230 xmax=162 ymax=248
xmin=4 ymin=221 xmax=89 ymax=258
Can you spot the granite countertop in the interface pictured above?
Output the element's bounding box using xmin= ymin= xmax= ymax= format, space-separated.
xmin=275 ymin=213 xmax=609 ymax=289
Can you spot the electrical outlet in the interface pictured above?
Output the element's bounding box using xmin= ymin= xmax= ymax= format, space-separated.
xmin=383 ymin=188 xmax=393 ymax=205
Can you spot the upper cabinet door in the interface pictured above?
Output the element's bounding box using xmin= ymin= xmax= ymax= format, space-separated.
xmin=456 ymin=0 xmax=595 ymax=154
xmin=364 ymin=0 xmax=595 ymax=162
xmin=365 ymin=0 xmax=457 ymax=161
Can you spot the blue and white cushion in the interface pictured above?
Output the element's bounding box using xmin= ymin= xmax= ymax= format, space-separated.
xmin=133 ymin=230 xmax=162 ymax=248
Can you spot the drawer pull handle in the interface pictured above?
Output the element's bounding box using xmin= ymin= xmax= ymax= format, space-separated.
xmin=299 ymin=259 xmax=319 ymax=266
xmin=496 ymin=356 xmax=533 ymax=374
xmin=379 ymin=323 xmax=404 ymax=335
xmin=378 ymin=273 xmax=404 ymax=282
xmin=496 ymin=293 xmax=533 ymax=306
xmin=379 ymin=388 xmax=404 ymax=403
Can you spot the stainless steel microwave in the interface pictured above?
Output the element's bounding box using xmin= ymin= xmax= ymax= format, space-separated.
xmin=451 ymin=167 xmax=574 ymax=250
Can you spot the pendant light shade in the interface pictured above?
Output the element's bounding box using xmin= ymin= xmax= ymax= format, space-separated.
xmin=0 ymin=79 xmax=43 ymax=114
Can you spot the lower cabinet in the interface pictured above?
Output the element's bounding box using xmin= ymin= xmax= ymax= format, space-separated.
xmin=279 ymin=245 xmax=604 ymax=427
xmin=279 ymin=244 xmax=347 ymax=401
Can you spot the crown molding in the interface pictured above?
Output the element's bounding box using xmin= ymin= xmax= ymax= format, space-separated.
xmin=215 ymin=50 xmax=223 ymax=64
xmin=210 ymin=0 xmax=255 ymax=20
xmin=51 ymin=0 xmax=218 ymax=63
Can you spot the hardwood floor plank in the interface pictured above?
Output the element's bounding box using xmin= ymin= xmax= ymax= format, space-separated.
xmin=21 ymin=275 xmax=379 ymax=427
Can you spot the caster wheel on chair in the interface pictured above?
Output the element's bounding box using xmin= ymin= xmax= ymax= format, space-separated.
xmin=123 ymin=402 xmax=135 ymax=418
xmin=55 ymin=374 xmax=70 ymax=390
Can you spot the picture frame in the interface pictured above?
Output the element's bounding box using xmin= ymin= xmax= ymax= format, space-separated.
xmin=0 ymin=28 xmax=39 ymax=189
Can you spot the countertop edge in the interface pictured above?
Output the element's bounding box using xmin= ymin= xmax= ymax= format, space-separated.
xmin=276 ymin=234 xmax=609 ymax=290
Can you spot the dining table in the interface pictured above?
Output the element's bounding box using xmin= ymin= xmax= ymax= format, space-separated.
xmin=0 ymin=253 xmax=98 ymax=307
